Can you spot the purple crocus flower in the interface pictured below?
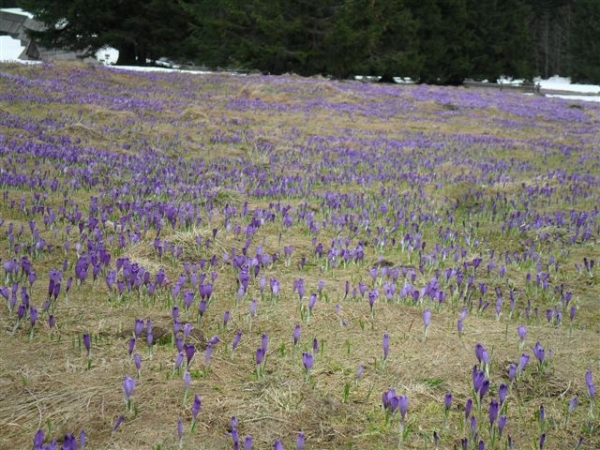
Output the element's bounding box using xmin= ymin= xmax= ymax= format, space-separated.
xmin=517 ymin=325 xmax=526 ymax=343
xmin=256 ymin=348 xmax=265 ymax=366
xmin=29 ymin=306 xmax=38 ymax=328
xmin=472 ymin=367 xmax=485 ymax=393
xmin=475 ymin=343 xmax=485 ymax=364
xmin=398 ymin=394 xmax=408 ymax=421
xmin=508 ymin=363 xmax=517 ymax=382
xmin=302 ymin=352 xmax=313 ymax=372
xmin=457 ymin=317 xmax=464 ymax=335
xmin=62 ymin=433 xmax=76 ymax=450
xmin=192 ymin=394 xmax=201 ymax=421
xmin=122 ymin=375 xmax=135 ymax=402
xmin=308 ymin=293 xmax=317 ymax=313
xmin=368 ymin=289 xmax=377 ymax=312
xmin=539 ymin=433 xmax=546 ymax=450
xmin=184 ymin=371 xmax=191 ymax=392
xmin=489 ymin=399 xmax=499 ymax=425
xmin=444 ymin=392 xmax=452 ymax=412
xmin=174 ymin=352 xmax=184 ymax=371
xmin=204 ymin=344 xmax=213 ymax=365
xmin=112 ymin=415 xmax=124 ymax=434
xmin=184 ymin=343 xmax=195 ymax=366
xmin=498 ymin=415 xmax=507 ymax=436
xmin=17 ymin=303 xmax=26 ymax=321
xmin=382 ymin=332 xmax=390 ymax=361
xmin=498 ymin=384 xmax=508 ymax=407
xmin=261 ymin=333 xmax=268 ymax=353
xmin=465 ymin=398 xmax=473 ymax=420
xmin=270 ymin=277 xmax=280 ymax=296
xmin=198 ymin=299 xmax=207 ymax=318
xmin=177 ymin=418 xmax=183 ymax=443
xmin=128 ymin=338 xmax=136 ymax=356
xmin=480 ymin=380 xmax=490 ymax=400
xmin=232 ymin=330 xmax=242 ymax=352
xmin=223 ymin=310 xmax=230 ymax=327
xmin=273 ymin=439 xmax=284 ymax=450
xmin=244 ymin=435 xmax=253 ymax=450
xmin=356 ymin=365 xmax=364 ymax=379
xmin=83 ymin=333 xmax=91 ymax=357
xmin=33 ymin=429 xmax=45 ymax=449
xmin=423 ymin=308 xmax=431 ymax=330
xmin=296 ymin=432 xmax=305 ymax=450
xmin=518 ymin=353 xmax=530 ymax=374
xmin=183 ymin=290 xmax=195 ymax=309
xmin=586 ymin=370 xmax=595 ymax=400
xmin=293 ymin=324 xmax=301 ymax=346
xmin=569 ymin=396 xmax=578 ymax=413
xmin=134 ymin=353 xmax=141 ymax=372
xmin=532 ymin=342 xmax=545 ymax=367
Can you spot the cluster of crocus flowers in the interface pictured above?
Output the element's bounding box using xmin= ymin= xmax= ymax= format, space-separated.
xmin=382 ymin=389 xmax=409 ymax=445
xmin=4 ymin=63 xmax=600 ymax=450
xmin=33 ymin=428 xmax=86 ymax=450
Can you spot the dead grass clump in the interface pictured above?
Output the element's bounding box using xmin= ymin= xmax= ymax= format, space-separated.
xmin=61 ymin=122 xmax=104 ymax=141
xmin=180 ymin=106 xmax=210 ymax=122
xmin=122 ymin=244 xmax=165 ymax=274
xmin=163 ymin=226 xmax=228 ymax=262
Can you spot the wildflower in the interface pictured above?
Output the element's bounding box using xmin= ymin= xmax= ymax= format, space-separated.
xmin=302 ymin=352 xmax=314 ymax=372
xmin=296 ymin=432 xmax=305 ymax=450
xmin=232 ymin=330 xmax=242 ymax=352
xmin=423 ymin=309 xmax=431 ymax=339
xmin=184 ymin=343 xmax=195 ymax=367
xmin=122 ymin=376 xmax=135 ymax=410
xmin=517 ymin=325 xmax=527 ymax=349
xmin=382 ymin=332 xmax=390 ymax=361
xmin=586 ymin=370 xmax=595 ymax=400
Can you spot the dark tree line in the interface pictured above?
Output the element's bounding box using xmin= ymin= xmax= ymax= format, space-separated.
xmin=15 ymin=0 xmax=600 ymax=83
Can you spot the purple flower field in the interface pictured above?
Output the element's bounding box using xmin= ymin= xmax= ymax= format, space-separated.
xmin=0 ymin=61 xmax=599 ymax=449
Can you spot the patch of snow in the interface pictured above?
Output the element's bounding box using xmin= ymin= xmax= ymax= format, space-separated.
xmin=547 ymin=94 xmax=600 ymax=103
xmin=536 ymin=75 xmax=600 ymax=94
xmin=95 ymin=47 xmax=119 ymax=65
xmin=0 ymin=36 xmax=25 ymax=61
xmin=109 ymin=65 xmax=213 ymax=75
xmin=497 ymin=76 xmax=525 ymax=85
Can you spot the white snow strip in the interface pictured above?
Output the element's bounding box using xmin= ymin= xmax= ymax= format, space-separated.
xmin=547 ymin=95 xmax=600 ymax=103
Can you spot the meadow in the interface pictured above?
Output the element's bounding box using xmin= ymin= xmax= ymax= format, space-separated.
xmin=0 ymin=61 xmax=598 ymax=450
